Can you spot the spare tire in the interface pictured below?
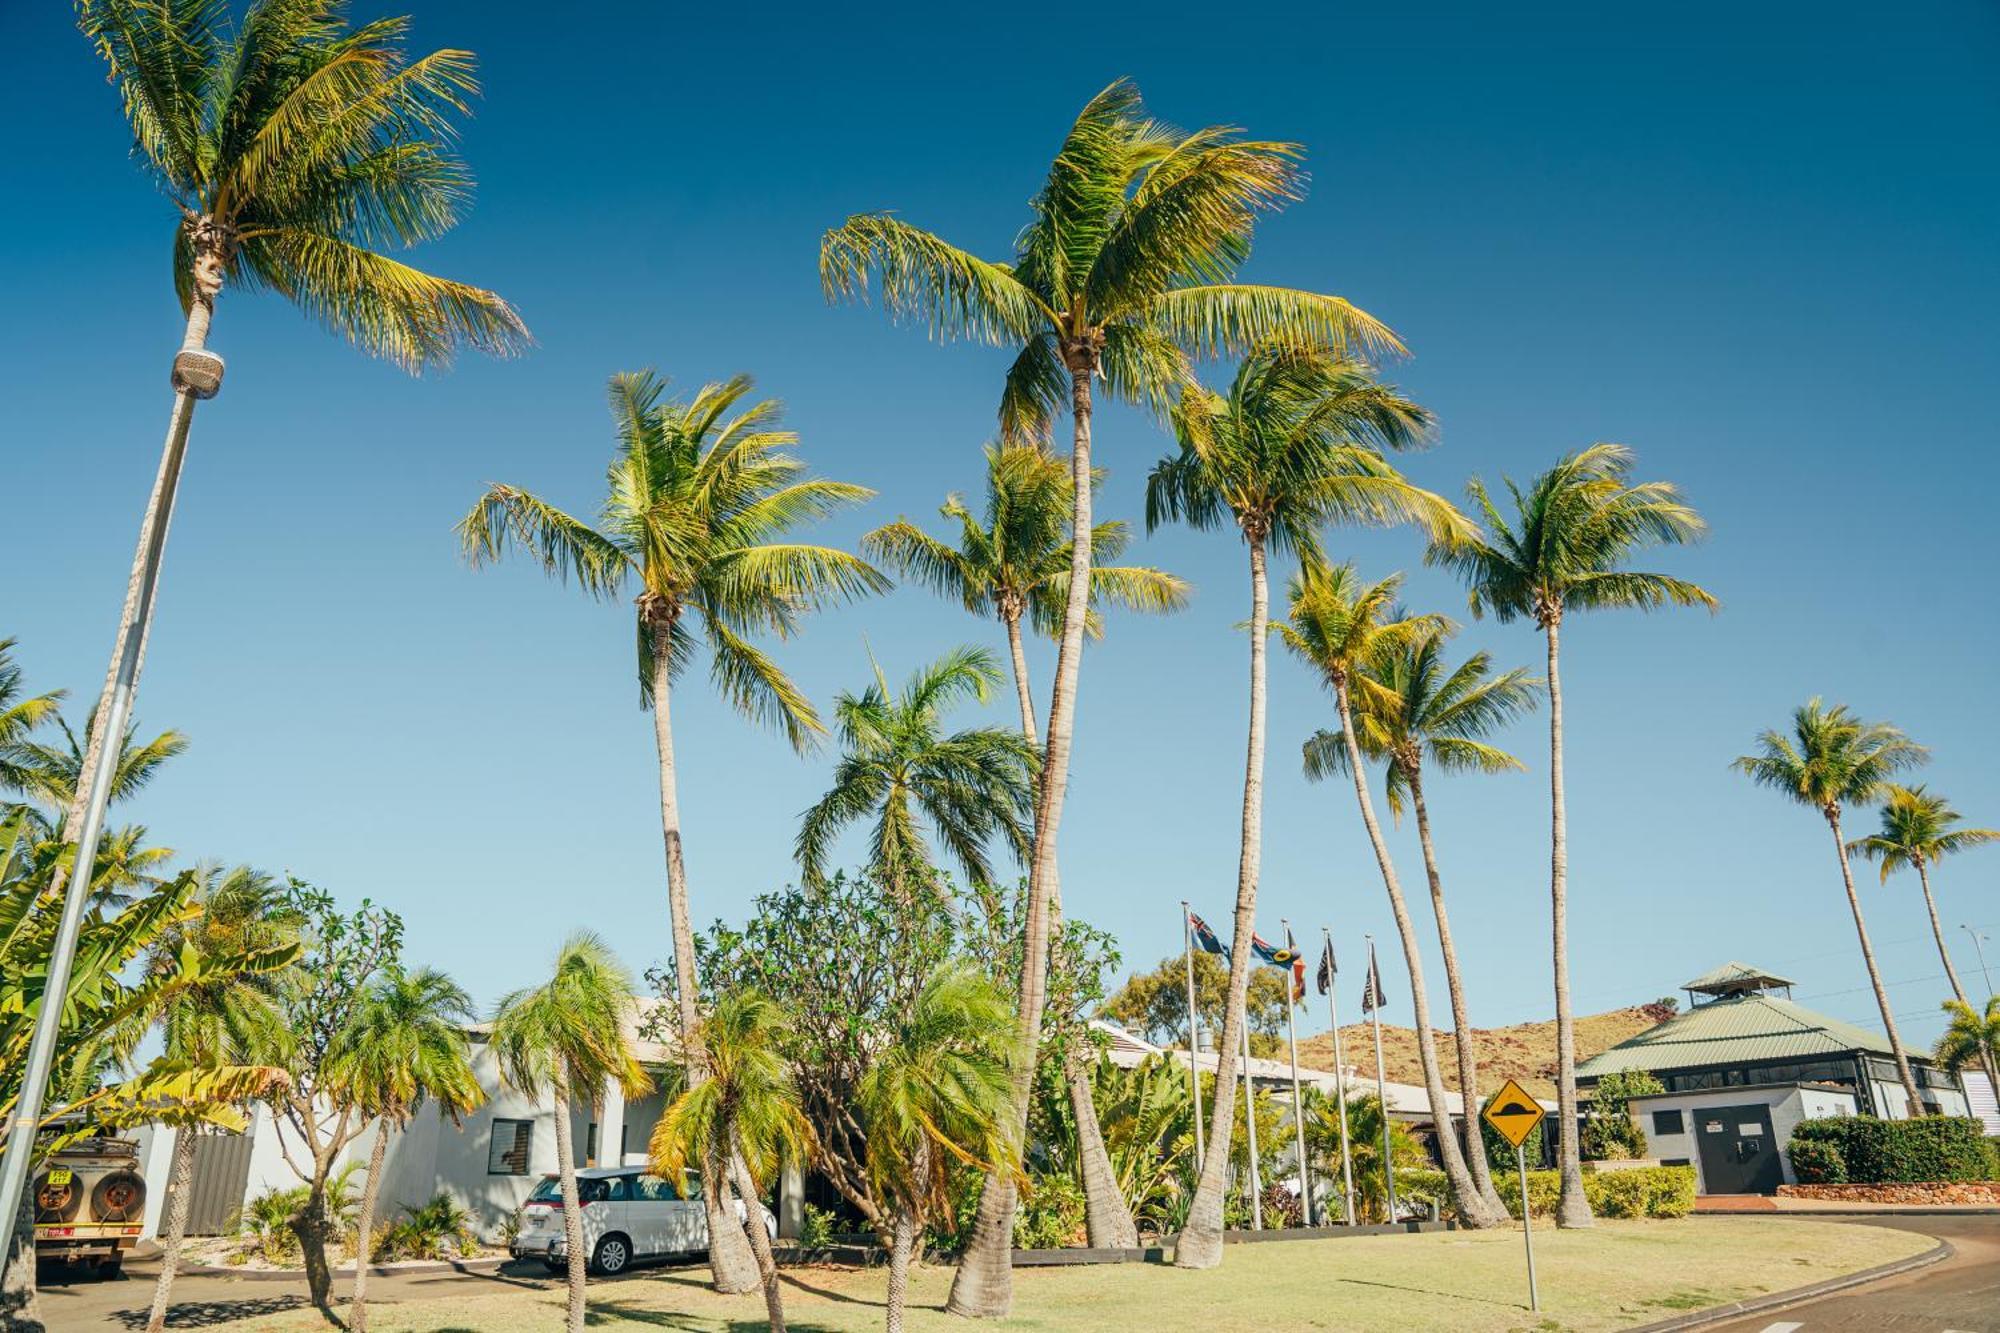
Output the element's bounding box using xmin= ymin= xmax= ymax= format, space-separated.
xmin=33 ymin=1170 xmax=83 ymax=1223
xmin=91 ymin=1170 xmax=146 ymax=1223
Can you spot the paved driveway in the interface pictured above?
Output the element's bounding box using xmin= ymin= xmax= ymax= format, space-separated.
xmin=1704 ymin=1214 xmax=2000 ymax=1333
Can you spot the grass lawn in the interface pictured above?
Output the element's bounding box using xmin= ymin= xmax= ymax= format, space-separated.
xmin=204 ymin=1218 xmax=1930 ymax=1332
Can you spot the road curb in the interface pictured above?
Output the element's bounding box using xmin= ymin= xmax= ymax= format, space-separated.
xmin=177 ymin=1255 xmax=509 ymax=1281
xmin=1624 ymin=1235 xmax=1954 ymax=1332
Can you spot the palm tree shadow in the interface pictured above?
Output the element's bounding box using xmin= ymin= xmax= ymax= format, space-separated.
xmin=584 ymin=1297 xmax=844 ymax=1330
xmin=777 ymin=1270 xmax=881 ymax=1308
xmin=1335 ymin=1276 xmax=1525 ymax=1310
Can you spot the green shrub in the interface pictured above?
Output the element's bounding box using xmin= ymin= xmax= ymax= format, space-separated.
xmin=375 ymin=1192 xmax=479 ymax=1261
xmin=1980 ymin=1137 xmax=2000 ymax=1182
xmin=1395 ymin=1168 xmax=1450 ymax=1219
xmin=1012 ymin=1172 xmax=1086 ymax=1249
xmin=1786 ymin=1136 xmax=1847 ymax=1185
xmin=1475 ymin=1165 xmax=1692 ymax=1220
xmin=1788 ymin=1115 xmax=1987 ymax=1184
xmin=797 ymin=1202 xmax=839 ymax=1248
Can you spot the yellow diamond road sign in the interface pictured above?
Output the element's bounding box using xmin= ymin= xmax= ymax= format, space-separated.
xmin=1482 ymin=1078 xmax=1547 ymax=1148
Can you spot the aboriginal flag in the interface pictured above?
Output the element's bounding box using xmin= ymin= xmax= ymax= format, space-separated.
xmin=1251 ymin=930 xmax=1307 ymax=1002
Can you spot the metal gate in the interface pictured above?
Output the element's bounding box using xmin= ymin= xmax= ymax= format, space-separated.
xmin=164 ymin=1130 xmax=255 ymax=1236
xmin=1693 ymin=1104 xmax=1782 ymax=1195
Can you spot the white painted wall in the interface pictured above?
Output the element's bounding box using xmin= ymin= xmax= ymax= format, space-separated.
xmin=1631 ymin=1086 xmax=1860 ymax=1192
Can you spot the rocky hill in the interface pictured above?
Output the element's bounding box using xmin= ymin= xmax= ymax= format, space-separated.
xmin=1292 ymin=1005 xmax=1665 ymax=1102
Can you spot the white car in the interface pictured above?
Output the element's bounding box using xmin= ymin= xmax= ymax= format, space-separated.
xmin=510 ymin=1166 xmax=775 ymax=1276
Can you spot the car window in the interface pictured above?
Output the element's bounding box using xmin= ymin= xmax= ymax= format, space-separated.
xmin=633 ymin=1174 xmax=678 ymax=1202
xmin=600 ymin=1176 xmax=630 ymax=1202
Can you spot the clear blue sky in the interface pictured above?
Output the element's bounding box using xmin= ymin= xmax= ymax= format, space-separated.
xmin=6 ymin=1 xmax=1998 ymax=1049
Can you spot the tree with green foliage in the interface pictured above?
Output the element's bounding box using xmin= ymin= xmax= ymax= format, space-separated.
xmin=859 ymin=963 xmax=1016 ymax=1333
xmin=1277 ymin=563 xmax=1500 ymax=1230
xmin=492 ymin=934 xmax=653 ymax=1333
xmin=1582 ymin=1070 xmax=1664 ymax=1161
xmin=795 ymin=648 xmax=1035 ymax=900
xmin=1849 ymin=786 xmax=1998 ymax=1017
xmin=1303 ymin=624 xmax=1537 ymax=1211
xmin=866 ymin=442 xmax=1186 ymax=1248
xmin=824 ymin=79 xmax=1398 ymax=1313
xmin=461 ymin=371 xmax=883 ymax=1293
xmin=1934 ymin=997 xmax=2000 ymax=1077
xmin=1301 ymin=1089 xmax=1423 ymax=1224
xmin=1734 ymin=701 xmax=1928 ymax=1116
xmin=1148 ymin=343 xmax=1465 ymax=1262
xmin=652 ymin=990 xmax=805 ymax=1333
xmin=1430 ymin=443 xmax=1714 ymax=1227
xmin=1100 ymin=951 xmax=1291 ymax=1054
xmin=0 ymin=640 xmax=63 ymax=799
xmin=330 ymin=967 xmax=483 ymax=1332
xmin=140 ymin=866 xmax=299 ymax=1333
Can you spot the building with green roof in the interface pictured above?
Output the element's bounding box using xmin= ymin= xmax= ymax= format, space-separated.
xmin=1575 ymin=960 xmax=1970 ymax=1194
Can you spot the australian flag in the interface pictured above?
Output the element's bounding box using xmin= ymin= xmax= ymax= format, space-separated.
xmin=1188 ymin=911 xmax=1226 ymax=956
xmin=1252 ymin=929 xmax=1307 ymax=1002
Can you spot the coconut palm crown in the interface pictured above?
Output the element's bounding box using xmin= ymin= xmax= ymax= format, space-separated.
xmin=1849 ymin=785 xmax=1999 ymax=883
xmin=79 ymin=0 xmax=528 ymax=369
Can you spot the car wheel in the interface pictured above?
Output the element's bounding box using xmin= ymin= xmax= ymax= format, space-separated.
xmin=591 ymin=1234 xmax=630 ymax=1276
xmin=541 ymin=1259 xmax=567 ymax=1275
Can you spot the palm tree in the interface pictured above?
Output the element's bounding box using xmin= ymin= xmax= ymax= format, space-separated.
xmin=1300 ymin=1088 xmax=1422 ymax=1224
xmin=1934 ymin=997 xmax=2000 ymax=1076
xmin=139 ymin=866 xmax=298 ymax=1333
xmin=865 ymin=442 xmax=1185 ymax=1248
xmin=858 ymin=963 xmax=1016 ymax=1333
xmin=490 ymin=934 xmax=653 ymax=1333
xmin=461 ymin=371 xmax=883 ymax=1291
xmin=795 ymin=648 xmax=1035 ymax=902
xmin=330 ymin=967 xmax=483 ymax=1333
xmin=1276 ymin=564 xmax=1503 ymax=1232
xmin=1302 ymin=626 xmax=1537 ymax=1213
xmin=59 ymin=0 xmax=526 ymax=884
xmin=1849 ymin=786 xmax=1998 ymax=1012
xmin=1429 ymin=443 xmax=1713 ymax=1226
xmin=1146 ymin=345 xmax=1474 ymax=1261
xmin=0 ymin=640 xmax=62 ymax=798
xmin=1733 ymin=701 xmax=1929 ymax=1115
xmin=823 ymin=80 xmax=1399 ymax=1315
xmin=651 ymin=990 xmax=808 ymax=1333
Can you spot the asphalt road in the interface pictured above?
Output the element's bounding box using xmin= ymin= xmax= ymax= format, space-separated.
xmin=1705 ymin=1214 xmax=2000 ymax=1333
xmin=28 ymin=1214 xmax=2000 ymax=1331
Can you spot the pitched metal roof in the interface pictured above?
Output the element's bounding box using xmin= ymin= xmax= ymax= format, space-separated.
xmin=1681 ymin=960 xmax=1798 ymax=994
xmin=1576 ymin=992 xmax=1893 ymax=1079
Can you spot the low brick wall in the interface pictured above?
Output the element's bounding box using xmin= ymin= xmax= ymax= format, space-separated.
xmin=1777 ymin=1181 xmax=2000 ymax=1205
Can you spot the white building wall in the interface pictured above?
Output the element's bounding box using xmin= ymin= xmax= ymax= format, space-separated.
xmin=1631 ymin=1086 xmax=1862 ymax=1192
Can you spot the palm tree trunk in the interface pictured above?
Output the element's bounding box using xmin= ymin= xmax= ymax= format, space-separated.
xmin=1543 ymin=618 xmax=1593 ymax=1228
xmin=1406 ymin=768 xmax=1505 ymax=1215
xmin=1001 ymin=614 xmax=1138 ymax=1249
xmin=949 ymin=359 xmax=1099 ymax=1316
xmin=347 ymin=1123 xmax=388 ymax=1333
xmin=1332 ymin=683 xmax=1503 ymax=1228
xmin=1828 ymin=811 xmax=1925 ymax=1116
xmin=552 ymin=1083 xmax=587 ymax=1333
xmin=143 ymin=1127 xmax=199 ymax=1333
xmin=1176 ymin=534 xmax=1273 ymax=1268
xmin=649 ymin=632 xmax=759 ymax=1295
xmin=726 ymin=1152 xmax=787 ymax=1332
xmin=2 ymin=1184 xmax=38 ymax=1331
xmin=885 ymin=1205 xmax=916 ymax=1333
xmin=1922 ymin=863 xmax=2000 ymax=1090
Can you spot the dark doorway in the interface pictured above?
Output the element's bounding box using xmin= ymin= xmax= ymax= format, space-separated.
xmin=1692 ymin=1104 xmax=1782 ymax=1194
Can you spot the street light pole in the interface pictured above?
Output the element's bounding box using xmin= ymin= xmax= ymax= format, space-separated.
xmin=0 ymin=344 xmax=218 ymax=1269
xmin=1963 ymin=925 xmax=1995 ymax=999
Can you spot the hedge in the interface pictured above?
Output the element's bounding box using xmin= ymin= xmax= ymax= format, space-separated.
xmin=1398 ymin=1164 xmax=1694 ymax=1220
xmin=1787 ymin=1115 xmax=1989 ymax=1184
xmin=1786 ymin=1136 xmax=1847 ymax=1185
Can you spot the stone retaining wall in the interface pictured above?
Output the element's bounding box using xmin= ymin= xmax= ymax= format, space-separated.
xmin=1777 ymin=1180 xmax=2000 ymax=1205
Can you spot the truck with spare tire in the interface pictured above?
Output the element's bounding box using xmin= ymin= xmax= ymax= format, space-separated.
xmin=33 ymin=1137 xmax=148 ymax=1273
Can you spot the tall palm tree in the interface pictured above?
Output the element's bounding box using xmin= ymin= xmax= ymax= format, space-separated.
xmin=59 ymin=0 xmax=526 ymax=880
xmin=1733 ymin=701 xmax=1929 ymax=1115
xmin=1849 ymin=786 xmax=1998 ymax=1012
xmin=330 ymin=967 xmax=483 ymax=1333
xmin=139 ymin=866 xmax=298 ymax=1333
xmin=461 ymin=371 xmax=883 ymax=1291
xmin=1934 ymin=997 xmax=2000 ymax=1076
xmin=823 ymin=80 xmax=1399 ymax=1315
xmin=1276 ymin=564 xmax=1503 ymax=1232
xmin=490 ymin=934 xmax=653 ymax=1333
xmin=796 ymin=648 xmax=1035 ymax=901
xmin=868 ymin=443 xmax=1187 ymax=1247
xmin=1429 ymin=443 xmax=1713 ymax=1226
xmin=0 ymin=640 xmax=63 ymax=798
xmin=858 ymin=963 xmax=1016 ymax=1333
xmin=1302 ymin=626 xmax=1538 ymax=1213
xmin=651 ymin=990 xmax=808 ymax=1333
xmin=1147 ymin=346 xmax=1474 ymax=1262
xmin=9 ymin=710 xmax=187 ymax=821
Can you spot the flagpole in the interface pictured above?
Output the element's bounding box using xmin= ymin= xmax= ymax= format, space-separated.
xmin=1240 ymin=1018 xmax=1263 ymax=1230
xmin=1323 ymin=928 xmax=1356 ymax=1226
xmin=1181 ymin=901 xmax=1206 ymax=1170
xmin=1281 ymin=919 xmax=1311 ymax=1228
xmin=1366 ymin=934 xmax=1399 ymax=1223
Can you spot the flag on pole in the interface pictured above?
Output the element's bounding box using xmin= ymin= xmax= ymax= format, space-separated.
xmin=1316 ymin=935 xmax=1337 ymax=996
xmin=1361 ymin=949 xmax=1389 ymax=1014
xmin=1251 ymin=931 xmax=1306 ymax=1001
xmin=1188 ymin=911 xmax=1227 ymax=955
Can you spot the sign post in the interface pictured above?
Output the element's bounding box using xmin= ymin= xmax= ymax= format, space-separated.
xmin=1480 ymin=1078 xmax=1547 ymax=1314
